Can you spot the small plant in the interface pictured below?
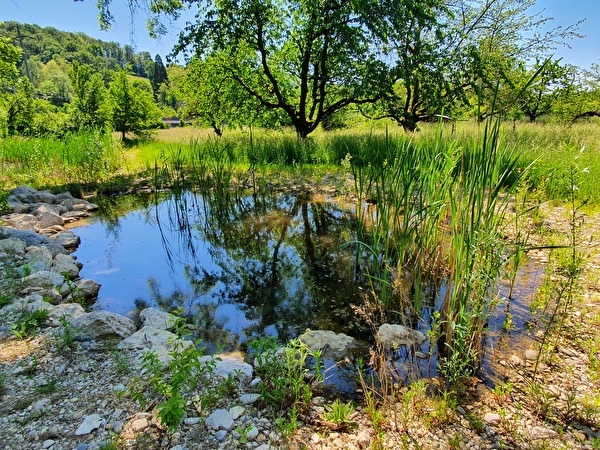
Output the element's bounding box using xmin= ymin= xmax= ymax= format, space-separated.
xmin=11 ymin=309 xmax=49 ymax=339
xmin=323 ymin=398 xmax=357 ymax=430
xmin=0 ymin=372 xmax=5 ymax=391
xmin=54 ymin=314 xmax=77 ymax=351
xmin=128 ymin=327 xmax=215 ymax=430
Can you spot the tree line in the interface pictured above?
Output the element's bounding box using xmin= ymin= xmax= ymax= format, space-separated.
xmin=2 ymin=0 xmax=600 ymax=140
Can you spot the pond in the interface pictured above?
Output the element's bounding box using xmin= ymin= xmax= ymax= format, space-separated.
xmin=72 ymin=190 xmax=540 ymax=388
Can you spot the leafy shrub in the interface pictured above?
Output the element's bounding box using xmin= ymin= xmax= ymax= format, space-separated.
xmin=11 ymin=309 xmax=49 ymax=339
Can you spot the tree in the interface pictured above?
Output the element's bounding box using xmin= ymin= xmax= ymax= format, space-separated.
xmin=0 ymin=36 xmax=22 ymax=86
xmin=97 ymin=0 xmax=392 ymax=138
xmin=106 ymin=69 xmax=161 ymax=140
xmin=151 ymin=54 xmax=168 ymax=99
xmin=68 ymin=62 xmax=108 ymax=129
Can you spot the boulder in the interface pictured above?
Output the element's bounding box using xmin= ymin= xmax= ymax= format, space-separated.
xmin=34 ymin=206 xmax=65 ymax=229
xmin=0 ymin=227 xmax=53 ymax=247
xmin=0 ymin=237 xmax=27 ymax=255
xmin=63 ymin=279 xmax=101 ymax=303
xmin=299 ymin=329 xmax=363 ymax=359
xmin=25 ymin=246 xmax=53 ymax=271
xmin=139 ymin=307 xmax=177 ymax=330
xmin=376 ymin=323 xmax=427 ymax=349
xmin=52 ymin=253 xmax=82 ymax=279
xmin=2 ymin=293 xmax=53 ymax=315
xmin=199 ymin=351 xmax=253 ymax=380
xmin=3 ymin=213 xmax=39 ymax=231
xmin=50 ymin=231 xmax=80 ymax=250
xmin=20 ymin=270 xmax=64 ymax=290
xmin=49 ymin=303 xmax=86 ymax=324
xmin=73 ymin=311 xmax=136 ymax=341
xmin=117 ymin=326 xmax=192 ymax=367
xmin=205 ymin=409 xmax=234 ymax=430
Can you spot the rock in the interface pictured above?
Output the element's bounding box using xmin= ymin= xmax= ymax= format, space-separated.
xmin=0 ymin=237 xmax=26 ymax=255
xmin=49 ymin=303 xmax=86 ymax=323
xmin=0 ymin=226 xmax=52 ymax=247
xmin=118 ymin=326 xmax=192 ymax=367
xmin=33 ymin=398 xmax=52 ymax=413
xmin=376 ymin=323 xmax=427 ymax=348
xmin=214 ymin=430 xmax=227 ymax=441
xmin=3 ymin=213 xmax=39 ymax=231
xmin=64 ymin=279 xmax=101 ymax=303
xmin=25 ymin=246 xmax=53 ymax=271
xmin=130 ymin=418 xmax=149 ymax=432
xmin=20 ymin=270 xmax=64 ymax=290
xmin=42 ymin=439 xmax=55 ymax=449
xmin=529 ymin=425 xmax=557 ymax=439
xmin=139 ymin=307 xmax=177 ymax=330
xmin=75 ymin=414 xmax=103 ymax=435
xmin=200 ymin=351 xmax=253 ymax=380
xmin=205 ymin=409 xmax=234 ymax=430
xmin=484 ymin=413 xmax=501 ymax=424
xmin=246 ymin=426 xmax=259 ymax=440
xmin=51 ymin=253 xmax=82 ymax=279
xmin=50 ymin=231 xmax=80 ymax=250
xmin=34 ymin=206 xmax=65 ymax=229
xmin=524 ymin=349 xmax=538 ymax=360
xmin=299 ymin=329 xmax=362 ymax=358
xmin=73 ymin=311 xmax=136 ymax=341
xmin=229 ymin=406 xmax=245 ymax=420
xmin=61 ymin=211 xmax=90 ymax=222
xmin=184 ymin=417 xmax=200 ymax=425
xmin=240 ymin=393 xmax=261 ymax=405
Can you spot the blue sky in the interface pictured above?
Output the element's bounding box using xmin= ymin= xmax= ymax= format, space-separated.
xmin=2 ymin=0 xmax=599 ymax=68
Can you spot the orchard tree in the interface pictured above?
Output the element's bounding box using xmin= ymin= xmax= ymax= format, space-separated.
xmin=96 ymin=0 xmax=392 ymax=138
xmin=106 ymin=69 xmax=161 ymax=140
xmin=68 ymin=62 xmax=108 ymax=129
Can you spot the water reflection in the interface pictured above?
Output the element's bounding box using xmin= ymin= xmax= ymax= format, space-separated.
xmin=74 ymin=191 xmax=367 ymax=350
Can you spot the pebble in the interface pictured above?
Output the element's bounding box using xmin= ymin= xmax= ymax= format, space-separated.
xmin=246 ymin=426 xmax=259 ymax=440
xmin=240 ymin=393 xmax=260 ymax=405
xmin=206 ymin=409 xmax=234 ymax=430
xmin=184 ymin=417 xmax=200 ymax=425
xmin=42 ymin=439 xmax=55 ymax=449
xmin=75 ymin=414 xmax=103 ymax=435
xmin=484 ymin=413 xmax=501 ymax=424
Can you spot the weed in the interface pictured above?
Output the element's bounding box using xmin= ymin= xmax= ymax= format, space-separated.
xmin=54 ymin=314 xmax=77 ymax=352
xmin=323 ymin=398 xmax=357 ymax=430
xmin=35 ymin=378 xmax=58 ymax=395
xmin=0 ymin=372 xmax=5 ymax=391
xmin=11 ymin=309 xmax=49 ymax=339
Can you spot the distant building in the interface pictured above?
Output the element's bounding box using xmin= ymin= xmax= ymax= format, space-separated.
xmin=162 ymin=117 xmax=193 ymax=127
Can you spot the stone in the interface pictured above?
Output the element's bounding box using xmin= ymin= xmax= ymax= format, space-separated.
xmin=299 ymin=329 xmax=362 ymax=358
xmin=229 ymin=406 xmax=245 ymax=420
xmin=0 ymin=237 xmax=26 ymax=255
xmin=205 ymin=409 xmax=234 ymax=430
xmin=33 ymin=398 xmax=52 ymax=412
xmin=73 ymin=311 xmax=136 ymax=341
xmin=240 ymin=393 xmax=260 ymax=405
xmin=118 ymin=326 xmax=192 ymax=367
xmin=25 ymin=246 xmax=53 ymax=271
xmin=20 ymin=270 xmax=64 ymax=290
xmin=139 ymin=307 xmax=177 ymax=330
xmin=49 ymin=303 xmax=86 ymax=323
xmin=184 ymin=417 xmax=200 ymax=425
xmin=200 ymin=351 xmax=253 ymax=380
xmin=50 ymin=231 xmax=80 ymax=250
xmin=34 ymin=206 xmax=64 ymax=229
xmin=524 ymin=349 xmax=538 ymax=360
xmin=376 ymin=323 xmax=427 ymax=348
xmin=0 ymin=226 xmax=52 ymax=246
xmin=42 ymin=439 xmax=55 ymax=449
xmin=484 ymin=413 xmax=501 ymax=424
xmin=61 ymin=211 xmax=90 ymax=222
xmin=75 ymin=414 xmax=103 ymax=435
xmin=3 ymin=213 xmax=39 ymax=231
xmin=246 ymin=426 xmax=259 ymax=440
xmin=214 ymin=430 xmax=227 ymax=441
xmin=51 ymin=253 xmax=82 ymax=279
xmin=64 ymin=279 xmax=101 ymax=303
xmin=130 ymin=418 xmax=149 ymax=431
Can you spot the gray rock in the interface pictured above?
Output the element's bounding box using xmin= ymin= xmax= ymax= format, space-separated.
xmin=33 ymin=398 xmax=52 ymax=412
xmin=64 ymin=279 xmax=101 ymax=303
xmin=183 ymin=417 xmax=200 ymax=425
xmin=20 ymin=270 xmax=64 ymax=290
xmin=49 ymin=303 xmax=86 ymax=323
xmin=73 ymin=311 xmax=136 ymax=341
xmin=376 ymin=323 xmax=427 ymax=348
xmin=214 ymin=430 xmax=227 ymax=441
xmin=61 ymin=211 xmax=90 ymax=222
xmin=0 ymin=226 xmax=52 ymax=246
xmin=0 ymin=237 xmax=26 ymax=254
xmin=139 ymin=307 xmax=177 ymax=330
xmin=205 ymin=409 xmax=234 ymax=430
xmin=299 ymin=329 xmax=362 ymax=358
xmin=51 ymin=253 xmax=82 ymax=279
xmin=118 ymin=326 xmax=192 ymax=367
xmin=246 ymin=426 xmax=259 ymax=440
xmin=239 ymin=393 xmax=260 ymax=405
xmin=229 ymin=405 xmax=245 ymax=420
xmin=524 ymin=349 xmax=538 ymax=360
xmin=3 ymin=213 xmax=39 ymax=231
xmin=7 ymin=199 xmax=29 ymax=213
xmin=42 ymin=439 xmax=55 ymax=449
xmin=25 ymin=246 xmax=53 ymax=271
xmin=75 ymin=414 xmax=103 ymax=435
xmin=200 ymin=352 xmax=253 ymax=380
xmin=34 ymin=206 xmax=65 ymax=229
xmin=50 ymin=231 xmax=80 ymax=250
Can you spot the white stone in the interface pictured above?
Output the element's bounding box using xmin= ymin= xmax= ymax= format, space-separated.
xmin=205 ymin=409 xmax=234 ymax=430
xmin=246 ymin=426 xmax=259 ymax=440
xmin=52 ymin=253 xmax=82 ymax=279
xmin=239 ymin=393 xmax=260 ymax=405
xmin=299 ymin=329 xmax=361 ymax=358
xmin=200 ymin=352 xmax=253 ymax=380
xmin=484 ymin=413 xmax=501 ymax=424
xmin=73 ymin=311 xmax=136 ymax=341
xmin=139 ymin=307 xmax=177 ymax=330
xmin=229 ymin=405 xmax=245 ymax=420
xmin=118 ymin=326 xmax=192 ymax=367
xmin=376 ymin=323 xmax=427 ymax=348
xmin=20 ymin=270 xmax=64 ymax=290
xmin=75 ymin=414 xmax=103 ymax=435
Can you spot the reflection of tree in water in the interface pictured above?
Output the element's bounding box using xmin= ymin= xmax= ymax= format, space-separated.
xmin=154 ymin=190 xmax=367 ymax=345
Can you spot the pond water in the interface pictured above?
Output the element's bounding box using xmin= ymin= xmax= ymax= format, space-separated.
xmin=72 ymin=190 xmax=539 ymax=388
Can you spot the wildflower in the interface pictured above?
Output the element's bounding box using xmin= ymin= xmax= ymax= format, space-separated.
xmin=582 ymin=167 xmax=590 ymax=174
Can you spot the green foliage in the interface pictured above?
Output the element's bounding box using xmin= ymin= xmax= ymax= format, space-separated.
xmin=11 ymin=309 xmax=50 ymax=339
xmin=128 ymin=333 xmax=216 ymax=429
xmin=107 ymin=69 xmax=162 ymax=140
xmin=54 ymin=314 xmax=77 ymax=352
xmin=68 ymin=62 xmax=108 ymax=130
xmin=0 ymin=36 xmax=22 ymax=85
xmin=323 ymin=399 xmax=357 ymax=430
xmin=250 ymin=337 xmax=323 ymax=425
